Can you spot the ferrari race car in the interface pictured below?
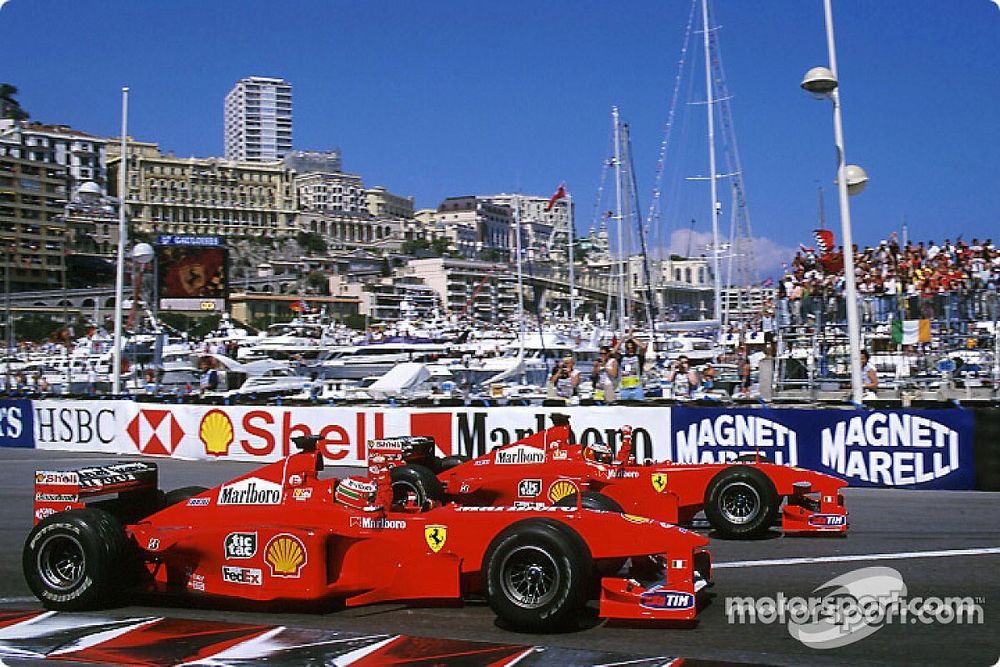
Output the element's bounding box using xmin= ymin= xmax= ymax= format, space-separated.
xmin=25 ymin=438 xmax=711 ymax=633
xmin=386 ymin=415 xmax=848 ymax=539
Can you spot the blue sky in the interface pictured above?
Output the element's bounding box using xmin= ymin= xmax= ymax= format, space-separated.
xmin=3 ymin=0 xmax=999 ymax=277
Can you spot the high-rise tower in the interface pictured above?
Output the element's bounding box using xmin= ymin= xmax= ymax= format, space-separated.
xmin=224 ymin=76 xmax=292 ymax=162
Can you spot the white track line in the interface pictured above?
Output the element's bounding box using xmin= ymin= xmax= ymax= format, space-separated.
xmin=714 ymin=546 xmax=1000 ymax=569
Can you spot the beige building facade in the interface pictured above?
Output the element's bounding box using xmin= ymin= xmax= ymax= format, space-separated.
xmin=106 ymin=140 xmax=298 ymax=237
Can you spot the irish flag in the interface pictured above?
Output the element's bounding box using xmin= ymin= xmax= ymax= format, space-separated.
xmin=891 ymin=319 xmax=931 ymax=344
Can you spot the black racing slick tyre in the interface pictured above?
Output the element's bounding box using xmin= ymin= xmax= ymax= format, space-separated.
xmin=161 ymin=486 xmax=210 ymax=509
xmin=435 ymin=455 xmax=470 ymax=473
xmin=23 ymin=509 xmax=130 ymax=610
xmin=484 ymin=520 xmax=590 ymax=633
xmin=704 ymin=465 xmax=779 ymax=539
xmin=554 ymin=491 xmax=624 ymax=513
xmin=390 ymin=465 xmax=444 ymax=510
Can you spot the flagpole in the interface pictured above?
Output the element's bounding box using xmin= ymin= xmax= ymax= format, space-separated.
xmin=112 ymin=87 xmax=129 ymax=396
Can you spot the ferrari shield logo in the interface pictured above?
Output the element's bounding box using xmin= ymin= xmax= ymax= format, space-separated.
xmin=651 ymin=473 xmax=668 ymax=493
xmin=425 ymin=525 xmax=447 ymax=553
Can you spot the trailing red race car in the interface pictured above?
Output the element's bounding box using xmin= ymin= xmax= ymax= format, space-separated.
xmin=387 ymin=415 xmax=848 ymax=539
xmin=24 ymin=438 xmax=712 ymax=633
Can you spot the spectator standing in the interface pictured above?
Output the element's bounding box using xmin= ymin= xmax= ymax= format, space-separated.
xmin=590 ymin=346 xmax=618 ymax=403
xmin=615 ymin=335 xmax=647 ymax=401
xmin=665 ymin=355 xmax=700 ymax=398
xmin=860 ymin=349 xmax=879 ymax=397
xmin=548 ymin=355 xmax=581 ymax=400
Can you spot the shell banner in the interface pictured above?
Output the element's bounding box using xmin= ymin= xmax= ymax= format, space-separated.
xmin=27 ymin=401 xmax=673 ymax=467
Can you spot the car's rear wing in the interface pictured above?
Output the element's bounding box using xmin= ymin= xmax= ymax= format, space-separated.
xmin=33 ymin=462 xmax=158 ymax=524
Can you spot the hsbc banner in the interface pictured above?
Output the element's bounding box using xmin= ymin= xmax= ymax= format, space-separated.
xmin=669 ymin=408 xmax=975 ymax=490
xmin=31 ymin=402 xmax=671 ymax=466
xmin=0 ymin=399 xmax=34 ymax=448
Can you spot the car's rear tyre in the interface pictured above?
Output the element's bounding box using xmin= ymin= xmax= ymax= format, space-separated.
xmin=23 ymin=509 xmax=129 ymax=610
xmin=704 ymin=466 xmax=779 ymax=539
xmin=554 ymin=491 xmax=623 ymax=513
xmin=484 ymin=520 xmax=590 ymax=633
xmin=161 ymin=486 xmax=209 ymax=509
xmin=390 ymin=465 xmax=444 ymax=510
xmin=435 ymin=455 xmax=470 ymax=473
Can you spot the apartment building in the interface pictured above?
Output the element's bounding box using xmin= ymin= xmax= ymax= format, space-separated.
xmin=0 ymin=120 xmax=108 ymax=196
xmin=405 ymin=257 xmax=517 ymax=322
xmin=106 ymin=140 xmax=297 ymax=237
xmin=224 ymin=76 xmax=293 ymax=162
xmin=481 ymin=193 xmax=573 ymax=261
xmin=435 ymin=196 xmax=512 ymax=259
xmin=0 ymin=133 xmax=69 ymax=290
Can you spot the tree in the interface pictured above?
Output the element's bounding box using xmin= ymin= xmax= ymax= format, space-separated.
xmin=401 ymin=238 xmax=430 ymax=255
xmin=431 ymin=237 xmax=451 ymax=256
xmin=306 ymin=270 xmax=329 ymax=295
xmin=295 ymin=231 xmax=327 ymax=255
xmin=0 ymin=84 xmax=29 ymax=121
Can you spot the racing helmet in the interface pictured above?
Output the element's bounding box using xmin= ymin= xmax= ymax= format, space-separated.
xmin=335 ymin=476 xmax=377 ymax=510
xmin=582 ymin=440 xmax=613 ymax=464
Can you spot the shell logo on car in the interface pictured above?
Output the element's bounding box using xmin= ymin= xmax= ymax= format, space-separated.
xmin=651 ymin=473 xmax=668 ymax=493
xmin=424 ymin=525 xmax=447 ymax=553
xmin=547 ymin=480 xmax=578 ymax=503
xmin=200 ymin=410 xmax=235 ymax=457
xmin=264 ymin=534 xmax=306 ymax=578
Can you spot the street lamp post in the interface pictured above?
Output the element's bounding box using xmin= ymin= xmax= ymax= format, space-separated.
xmin=801 ymin=0 xmax=869 ymax=404
xmin=111 ymin=87 xmax=129 ymax=396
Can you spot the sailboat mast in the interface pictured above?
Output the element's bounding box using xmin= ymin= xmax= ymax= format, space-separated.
xmin=701 ymin=0 xmax=722 ymax=323
xmin=514 ymin=195 xmax=526 ymax=346
xmin=567 ymin=193 xmax=576 ymax=322
xmin=612 ymin=106 xmax=627 ymax=334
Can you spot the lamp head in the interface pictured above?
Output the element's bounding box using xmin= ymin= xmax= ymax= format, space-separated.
xmin=840 ymin=164 xmax=869 ymax=195
xmin=801 ymin=66 xmax=838 ymax=98
xmin=132 ymin=242 xmax=154 ymax=265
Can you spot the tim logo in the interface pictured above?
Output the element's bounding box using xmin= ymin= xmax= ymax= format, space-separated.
xmin=640 ymin=587 xmax=695 ymax=610
xmin=808 ymin=514 xmax=847 ymax=527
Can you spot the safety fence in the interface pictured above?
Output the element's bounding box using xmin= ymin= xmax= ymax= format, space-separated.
xmin=1 ymin=399 xmax=997 ymax=491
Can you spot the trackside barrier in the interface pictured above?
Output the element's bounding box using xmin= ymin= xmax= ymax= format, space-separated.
xmin=5 ymin=399 xmax=998 ymax=491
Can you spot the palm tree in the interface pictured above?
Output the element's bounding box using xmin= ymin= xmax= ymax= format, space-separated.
xmin=0 ymin=84 xmax=29 ymax=121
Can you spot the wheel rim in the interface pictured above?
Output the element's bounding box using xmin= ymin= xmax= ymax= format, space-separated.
xmin=36 ymin=533 xmax=86 ymax=592
xmin=499 ymin=545 xmax=560 ymax=609
xmin=391 ymin=480 xmax=421 ymax=505
xmin=718 ymin=481 xmax=761 ymax=525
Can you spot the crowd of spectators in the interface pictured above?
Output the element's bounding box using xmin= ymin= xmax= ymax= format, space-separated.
xmin=771 ymin=235 xmax=1000 ymax=327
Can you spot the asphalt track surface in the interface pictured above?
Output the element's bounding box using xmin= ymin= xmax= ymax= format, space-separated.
xmin=1 ymin=449 xmax=998 ymax=666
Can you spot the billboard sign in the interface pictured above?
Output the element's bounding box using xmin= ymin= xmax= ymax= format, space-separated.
xmin=155 ymin=237 xmax=228 ymax=312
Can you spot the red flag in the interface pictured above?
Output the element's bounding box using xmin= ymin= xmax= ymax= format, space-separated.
xmin=814 ymin=229 xmax=835 ymax=255
xmin=544 ymin=183 xmax=567 ymax=212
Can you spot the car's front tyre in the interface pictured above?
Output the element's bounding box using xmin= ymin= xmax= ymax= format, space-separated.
xmin=484 ymin=520 xmax=590 ymax=632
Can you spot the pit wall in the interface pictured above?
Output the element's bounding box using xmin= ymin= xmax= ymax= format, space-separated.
xmin=1 ymin=399 xmax=994 ymax=491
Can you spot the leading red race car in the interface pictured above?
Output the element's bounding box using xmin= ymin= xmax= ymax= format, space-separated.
xmin=25 ymin=437 xmax=711 ymax=633
xmin=387 ymin=415 xmax=848 ymax=539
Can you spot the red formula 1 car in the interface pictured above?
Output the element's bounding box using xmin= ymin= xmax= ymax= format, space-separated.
xmin=387 ymin=415 xmax=848 ymax=539
xmin=24 ymin=438 xmax=711 ymax=632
